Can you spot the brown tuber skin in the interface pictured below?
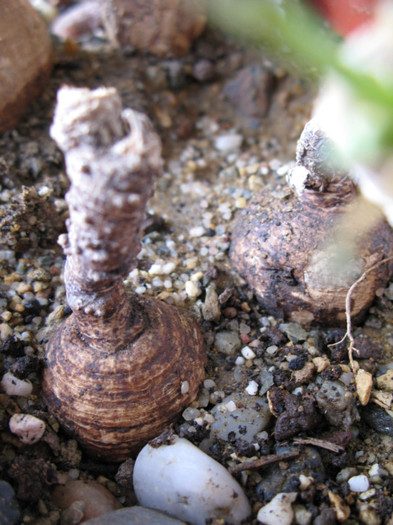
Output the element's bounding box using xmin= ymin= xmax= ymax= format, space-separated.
xmin=0 ymin=0 xmax=53 ymax=132
xmin=42 ymin=86 xmax=205 ymax=461
xmin=230 ymin=119 xmax=393 ymax=327
xmin=100 ymin=0 xmax=206 ymax=57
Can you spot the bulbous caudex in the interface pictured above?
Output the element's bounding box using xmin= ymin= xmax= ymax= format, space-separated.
xmin=230 ymin=119 xmax=393 ymax=327
xmin=42 ymin=86 xmax=205 ymax=461
xmin=99 ymin=0 xmax=206 ymax=57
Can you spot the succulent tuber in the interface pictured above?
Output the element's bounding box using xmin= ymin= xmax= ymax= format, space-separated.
xmin=0 ymin=0 xmax=53 ymax=132
xmin=99 ymin=0 xmax=206 ymax=57
xmin=42 ymin=86 xmax=205 ymax=461
xmin=230 ymin=119 xmax=393 ymax=327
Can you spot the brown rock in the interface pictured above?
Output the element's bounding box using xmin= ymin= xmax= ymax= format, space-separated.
xmin=0 ymin=0 xmax=53 ymax=132
xmin=100 ymin=0 xmax=206 ymax=57
xmin=52 ymin=480 xmax=122 ymax=521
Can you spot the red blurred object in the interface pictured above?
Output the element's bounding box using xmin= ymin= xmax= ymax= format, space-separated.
xmin=309 ymin=0 xmax=378 ymax=36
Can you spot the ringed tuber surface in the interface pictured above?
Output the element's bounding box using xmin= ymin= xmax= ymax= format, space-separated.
xmin=230 ymin=119 xmax=393 ymax=327
xmin=42 ymin=86 xmax=205 ymax=461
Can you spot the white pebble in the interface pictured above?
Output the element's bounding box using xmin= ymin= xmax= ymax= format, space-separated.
xmin=152 ymin=277 xmax=164 ymax=287
xmin=203 ymin=379 xmax=216 ymax=389
xmin=257 ymin=492 xmax=297 ymax=525
xmin=223 ymin=400 xmax=237 ymax=413
xmin=245 ymin=380 xmax=259 ymax=396
xmin=9 ymin=413 xmax=46 ymax=444
xmin=148 ymin=263 xmax=164 ymax=275
xmin=348 ymin=474 xmax=370 ymax=493
xmin=241 ymin=346 xmax=256 ymax=360
xmin=235 ymin=356 xmax=245 ymax=366
xmin=163 ymin=279 xmax=172 ymax=289
xmin=185 ymin=281 xmax=201 ymax=299
xmin=181 ymin=381 xmax=190 ymax=394
xmin=162 ymin=262 xmax=177 ymax=274
xmin=189 ymin=226 xmax=205 ymax=238
xmin=133 ymin=436 xmax=251 ymax=525
xmin=266 ymin=345 xmax=279 ymax=355
xmin=1 ymin=372 xmax=33 ymax=397
xmin=214 ymin=133 xmax=243 ymax=152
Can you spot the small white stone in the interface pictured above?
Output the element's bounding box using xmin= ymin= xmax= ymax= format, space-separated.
xmin=37 ymin=185 xmax=51 ymax=197
xmin=348 ymin=474 xmax=370 ymax=493
xmin=1 ymin=373 xmax=33 ymax=397
xmin=189 ymin=226 xmax=205 ymax=238
xmin=181 ymin=381 xmax=190 ymax=394
xmin=185 ymin=281 xmax=201 ymax=299
xmin=245 ymin=380 xmax=258 ymax=396
xmin=152 ymin=277 xmax=164 ymax=287
xmin=162 ymin=262 xmax=176 ymax=274
xmin=235 ymin=356 xmax=245 ymax=366
xmin=203 ymin=379 xmax=216 ymax=389
xmin=148 ymin=263 xmax=164 ymax=275
xmin=225 ymin=400 xmax=237 ymax=412
xmin=182 ymin=407 xmax=200 ymax=421
xmin=257 ymin=492 xmax=297 ymax=525
xmin=241 ymin=346 xmax=256 ymax=360
xmin=133 ymin=436 xmax=251 ymax=525
xmin=214 ymin=133 xmax=243 ymax=152
xmin=9 ymin=413 xmax=46 ymax=444
xmin=266 ymin=345 xmax=279 ymax=355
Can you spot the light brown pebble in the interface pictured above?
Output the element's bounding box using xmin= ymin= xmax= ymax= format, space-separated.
xmin=376 ymin=370 xmax=393 ymax=391
xmin=356 ymin=369 xmax=373 ymax=406
xmin=52 ymin=480 xmax=122 ymax=521
xmin=312 ymin=356 xmax=330 ymax=373
xmin=328 ymin=491 xmax=350 ymax=522
xmin=293 ymin=362 xmax=315 ymax=384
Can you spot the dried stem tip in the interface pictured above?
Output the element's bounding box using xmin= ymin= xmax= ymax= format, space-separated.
xmin=51 ymin=86 xmax=162 ymax=283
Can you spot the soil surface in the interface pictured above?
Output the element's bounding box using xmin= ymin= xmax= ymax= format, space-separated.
xmin=2 ymin=4 xmax=393 ymax=525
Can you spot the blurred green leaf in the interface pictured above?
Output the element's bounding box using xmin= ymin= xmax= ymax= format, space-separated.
xmin=208 ymin=0 xmax=393 ymax=158
xmin=208 ymin=0 xmax=340 ymax=75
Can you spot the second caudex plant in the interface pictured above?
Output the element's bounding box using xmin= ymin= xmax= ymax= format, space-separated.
xmin=42 ymin=86 xmax=205 ymax=461
xmin=231 ymin=119 xmax=393 ymax=326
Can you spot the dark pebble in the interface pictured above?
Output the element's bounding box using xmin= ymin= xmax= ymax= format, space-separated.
xmin=64 ymin=305 xmax=72 ymax=316
xmin=10 ymin=355 xmax=40 ymax=379
xmin=256 ymin=445 xmax=325 ymax=501
xmin=84 ymin=506 xmax=186 ymax=524
xmin=115 ymin=458 xmax=134 ymax=489
xmin=361 ymin=405 xmax=393 ymax=436
xmin=324 ymin=328 xmax=347 ymax=362
xmin=22 ymin=299 xmax=41 ymax=316
xmin=0 ymin=337 xmax=25 ymax=357
xmin=288 ymin=354 xmax=308 ymax=371
xmin=143 ymin=213 xmax=168 ymax=234
xmin=0 ymin=481 xmax=21 ymax=525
